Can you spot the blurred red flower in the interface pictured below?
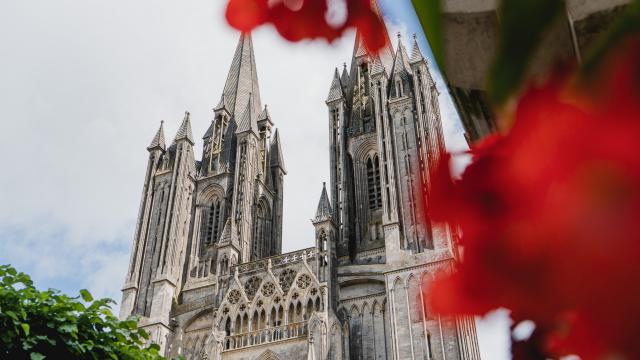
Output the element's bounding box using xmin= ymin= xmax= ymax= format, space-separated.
xmin=428 ymin=37 xmax=640 ymax=360
xmin=225 ymin=0 xmax=387 ymax=52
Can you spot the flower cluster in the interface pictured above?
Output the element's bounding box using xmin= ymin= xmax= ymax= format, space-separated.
xmin=428 ymin=38 xmax=640 ymax=359
xmin=225 ymin=0 xmax=387 ymax=52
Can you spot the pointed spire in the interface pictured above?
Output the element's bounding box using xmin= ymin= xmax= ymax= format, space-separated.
xmin=202 ymin=119 xmax=214 ymax=139
xmin=391 ymin=33 xmax=413 ymax=76
xmin=214 ymin=94 xmax=230 ymax=112
xmin=147 ymin=121 xmax=166 ymax=151
xmin=410 ymin=33 xmax=425 ymax=64
xmin=269 ymin=129 xmax=286 ymax=174
xmin=349 ymin=1 xmax=394 ymax=74
xmin=236 ymin=94 xmax=259 ymax=135
xmin=371 ymin=55 xmax=385 ymax=76
xmin=220 ymin=33 xmax=262 ymax=118
xmin=174 ymin=111 xmax=194 ymax=144
xmin=340 ymin=63 xmax=349 ymax=86
xmin=326 ymin=68 xmax=344 ymax=103
xmin=313 ymin=182 xmax=333 ymax=223
xmin=258 ymin=104 xmax=272 ymax=122
xmin=219 ymin=218 xmax=240 ymax=247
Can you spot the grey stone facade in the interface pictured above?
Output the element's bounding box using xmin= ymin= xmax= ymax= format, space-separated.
xmin=120 ymin=19 xmax=481 ymax=360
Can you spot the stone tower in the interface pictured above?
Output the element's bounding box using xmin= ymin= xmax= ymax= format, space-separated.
xmin=120 ymin=33 xmax=286 ymax=353
xmin=119 ymin=15 xmax=481 ymax=360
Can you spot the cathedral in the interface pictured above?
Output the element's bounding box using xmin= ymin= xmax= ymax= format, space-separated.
xmin=119 ymin=15 xmax=481 ymax=360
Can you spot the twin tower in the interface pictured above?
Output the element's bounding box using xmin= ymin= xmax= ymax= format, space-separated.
xmin=120 ymin=24 xmax=480 ymax=360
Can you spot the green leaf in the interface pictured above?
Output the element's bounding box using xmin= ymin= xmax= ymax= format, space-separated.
xmin=79 ymin=289 xmax=93 ymax=302
xmin=21 ymin=323 xmax=30 ymax=336
xmin=411 ymin=0 xmax=444 ymax=71
xmin=30 ymin=353 xmax=45 ymax=360
xmin=487 ymin=0 xmax=564 ymax=105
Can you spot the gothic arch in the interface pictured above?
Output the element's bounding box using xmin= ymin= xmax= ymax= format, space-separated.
xmin=197 ymin=183 xmax=225 ymax=206
xmin=184 ymin=309 xmax=214 ymax=332
xmin=350 ymin=133 xmax=379 ymax=162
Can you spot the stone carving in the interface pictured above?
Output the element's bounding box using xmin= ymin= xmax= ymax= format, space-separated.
xmin=278 ymin=269 xmax=297 ymax=293
xmin=228 ymin=290 xmax=241 ymax=304
xmin=244 ymin=276 xmax=262 ymax=300
xmin=261 ymin=281 xmax=276 ymax=297
xmin=296 ymin=274 xmax=312 ymax=289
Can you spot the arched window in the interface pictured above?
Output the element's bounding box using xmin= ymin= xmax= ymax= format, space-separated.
xmin=367 ymin=155 xmax=382 ymax=210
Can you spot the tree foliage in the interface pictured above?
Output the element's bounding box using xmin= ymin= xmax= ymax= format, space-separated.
xmin=0 ymin=265 xmax=165 ymax=360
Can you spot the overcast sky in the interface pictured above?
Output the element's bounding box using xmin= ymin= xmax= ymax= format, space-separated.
xmin=0 ymin=0 xmax=510 ymax=358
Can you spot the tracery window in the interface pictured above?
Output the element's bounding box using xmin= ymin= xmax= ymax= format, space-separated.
xmin=367 ymin=154 xmax=382 ymax=210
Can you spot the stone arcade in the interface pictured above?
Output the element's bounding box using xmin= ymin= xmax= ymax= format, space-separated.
xmin=119 ymin=16 xmax=481 ymax=360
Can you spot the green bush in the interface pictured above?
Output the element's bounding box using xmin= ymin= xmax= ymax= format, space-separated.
xmin=0 ymin=264 xmax=165 ymax=360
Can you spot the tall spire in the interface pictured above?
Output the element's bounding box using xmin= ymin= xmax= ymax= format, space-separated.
xmin=220 ymin=33 xmax=262 ymax=118
xmin=410 ymin=34 xmax=425 ymax=64
xmin=148 ymin=121 xmax=166 ymax=151
xmin=313 ymin=182 xmax=333 ymax=222
xmin=174 ymin=111 xmax=194 ymax=144
xmin=269 ymin=129 xmax=286 ymax=174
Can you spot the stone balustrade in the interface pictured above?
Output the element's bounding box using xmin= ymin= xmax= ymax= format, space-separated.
xmin=223 ymin=321 xmax=308 ymax=351
xmin=231 ymin=247 xmax=318 ymax=275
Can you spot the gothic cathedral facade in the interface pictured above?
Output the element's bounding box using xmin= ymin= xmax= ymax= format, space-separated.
xmin=120 ymin=18 xmax=481 ymax=360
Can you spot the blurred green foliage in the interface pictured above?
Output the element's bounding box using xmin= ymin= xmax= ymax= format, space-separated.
xmin=488 ymin=0 xmax=564 ymax=105
xmin=0 ymin=264 xmax=165 ymax=360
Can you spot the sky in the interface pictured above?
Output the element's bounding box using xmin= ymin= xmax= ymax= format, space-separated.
xmin=0 ymin=0 xmax=509 ymax=358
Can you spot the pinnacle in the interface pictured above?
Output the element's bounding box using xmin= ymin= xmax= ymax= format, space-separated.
xmin=219 ymin=218 xmax=239 ymax=246
xmin=270 ymin=129 xmax=286 ymax=174
xmin=410 ymin=33 xmax=425 ymax=64
xmin=235 ymin=94 xmax=259 ymax=135
xmin=147 ymin=120 xmax=166 ymax=151
xmin=174 ymin=111 xmax=194 ymax=144
xmin=313 ymin=182 xmax=333 ymax=223
xmin=340 ymin=63 xmax=349 ymax=87
xmin=326 ymin=68 xmax=344 ymax=103
xmin=391 ymin=34 xmax=412 ymax=75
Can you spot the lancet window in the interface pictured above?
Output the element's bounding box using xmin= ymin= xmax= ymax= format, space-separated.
xmin=203 ymin=199 xmax=222 ymax=247
xmin=367 ymin=154 xmax=382 ymax=210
